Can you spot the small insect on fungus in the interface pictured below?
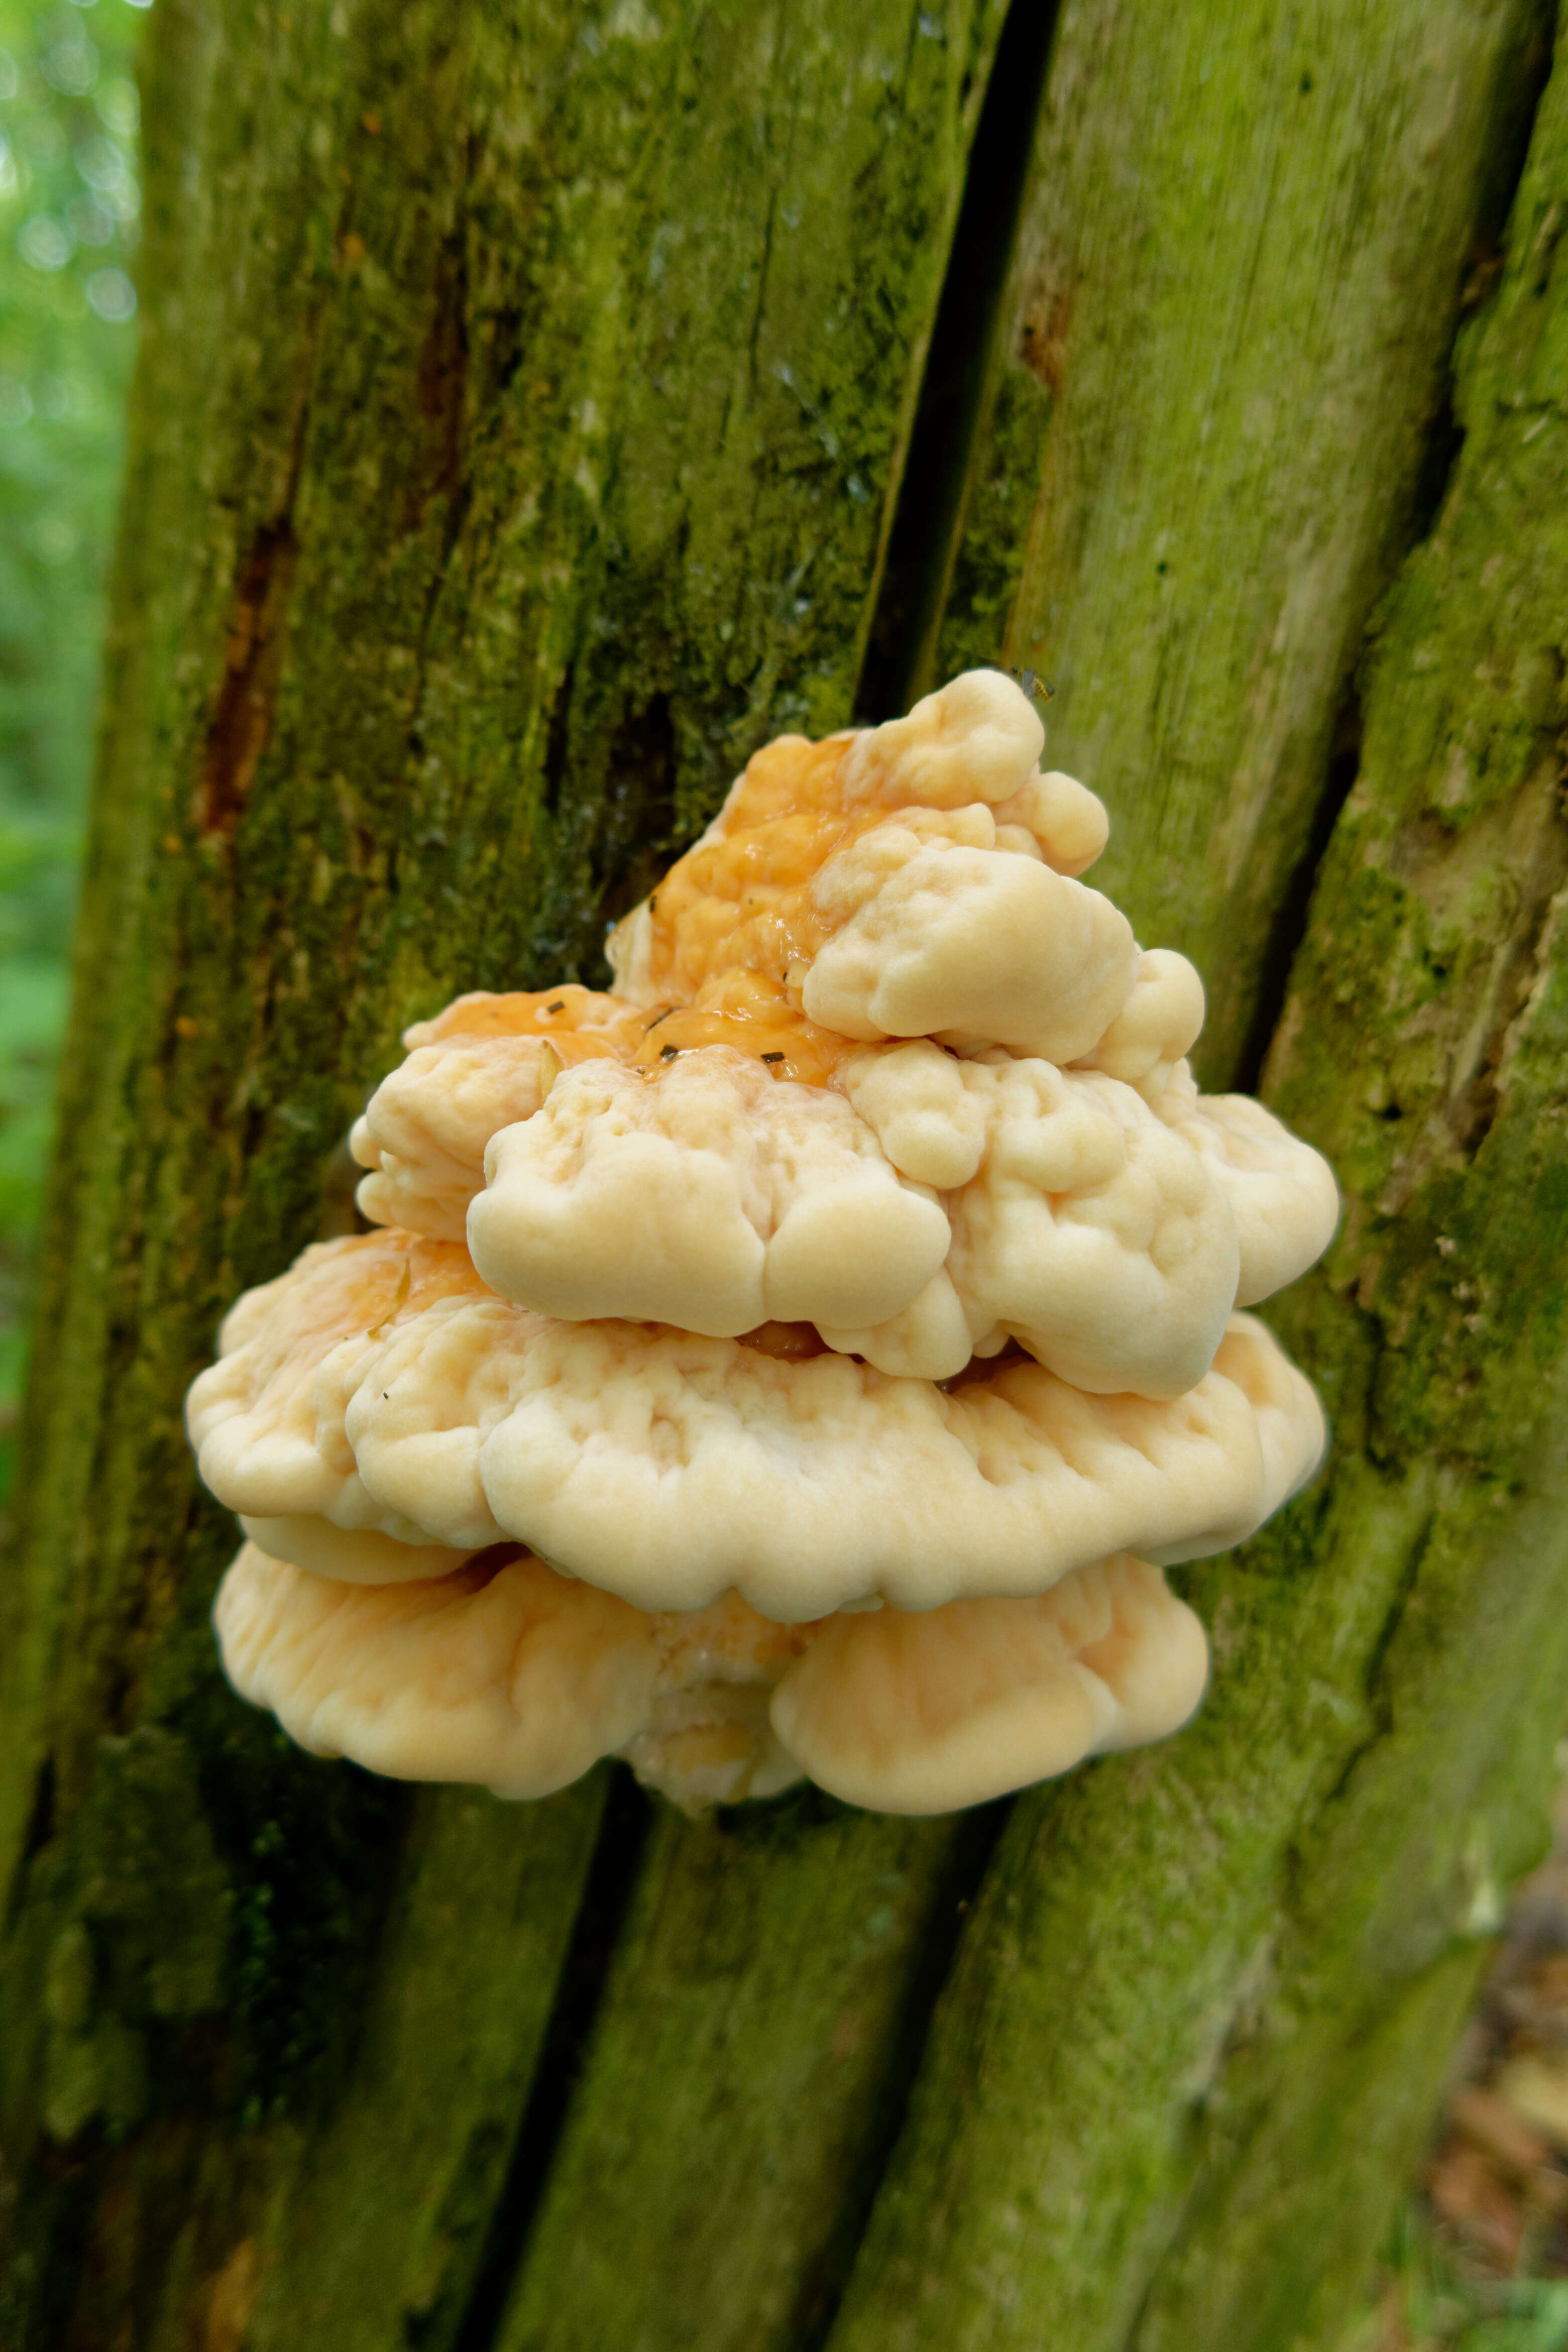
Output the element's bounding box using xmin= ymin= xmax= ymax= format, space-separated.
xmin=995 ymin=661 xmax=1055 ymax=704
xmin=761 ymin=1051 xmax=785 ymax=1064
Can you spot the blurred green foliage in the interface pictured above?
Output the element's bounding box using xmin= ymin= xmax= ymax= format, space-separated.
xmin=0 ymin=0 xmax=142 ymax=1503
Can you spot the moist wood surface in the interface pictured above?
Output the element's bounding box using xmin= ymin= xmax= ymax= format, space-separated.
xmin=933 ymin=0 xmax=1551 ymax=1085
xmin=829 ymin=21 xmax=1568 ymax=2347
xmin=2 ymin=0 xmax=1565 ymax=2347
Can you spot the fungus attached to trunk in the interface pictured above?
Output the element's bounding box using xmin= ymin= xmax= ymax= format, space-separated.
xmin=187 ymin=669 xmax=1337 ymax=1813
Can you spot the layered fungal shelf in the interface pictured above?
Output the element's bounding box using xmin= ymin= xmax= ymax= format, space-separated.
xmin=185 ymin=670 xmax=1337 ymax=1814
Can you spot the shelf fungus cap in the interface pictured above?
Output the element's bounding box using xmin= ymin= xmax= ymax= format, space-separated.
xmin=350 ymin=988 xmax=646 ymax=1240
xmin=468 ymin=1046 xmax=950 ymax=1338
xmin=343 ymin=1293 xmax=1326 ymax=1619
xmin=605 ymin=672 xmax=1127 ymax=1060
xmin=839 ymin=669 xmax=1110 ymax=876
xmin=216 ymin=1543 xmax=659 ymax=1799
xmin=190 ymin=663 xmax=1339 ymax=1815
xmin=839 ymin=1042 xmax=1336 ymax=1391
xmin=1154 ymin=1067 xmax=1340 ymax=1304
xmin=214 ymin=1538 xmax=1209 ymax=1815
xmin=799 ymin=819 xmax=1139 ymax=1060
xmin=1071 ymin=949 xmax=1206 ymax=1098
xmin=769 ymin=1554 xmax=1208 ymax=1813
xmin=192 ymin=1237 xmax=1324 ymax=1624
xmin=185 ymin=1230 xmax=508 ymax=1576
xmin=846 ymin=1047 xmax=1242 ymax=1398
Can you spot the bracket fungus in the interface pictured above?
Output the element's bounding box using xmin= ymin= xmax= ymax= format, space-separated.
xmin=188 ymin=669 xmax=1337 ymax=1814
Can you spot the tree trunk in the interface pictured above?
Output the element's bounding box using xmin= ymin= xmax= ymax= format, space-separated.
xmin=3 ymin=1 xmax=1566 ymax=2347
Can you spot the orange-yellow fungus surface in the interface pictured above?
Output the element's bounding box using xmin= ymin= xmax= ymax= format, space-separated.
xmin=638 ymin=722 xmax=982 ymax=1005
xmin=409 ymin=976 xmax=849 ymax=1088
xmin=627 ymin=970 xmax=855 ymax=1086
xmin=408 ymin=985 xmax=647 ymax=1058
xmin=221 ymin=1229 xmax=488 ymax=1360
xmin=644 ymin=810 xmax=878 ymax=1002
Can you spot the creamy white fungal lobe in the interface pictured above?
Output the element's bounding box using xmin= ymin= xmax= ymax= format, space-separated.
xmin=469 ymin=1048 xmax=950 ymax=1341
xmin=351 ymin=1035 xmax=562 ymax=1242
xmin=192 ymin=668 xmax=1339 ymax=1814
xmin=1152 ymin=1066 xmax=1342 ymax=1305
xmin=798 ymin=816 xmax=1141 ymax=1059
xmin=218 ymin=1541 xmax=1208 ymax=1815
xmin=770 ymin=1553 xmax=1210 ymax=1815
xmin=192 ymin=1241 xmax=1323 ymax=1621
xmin=215 ymin=1543 xmax=661 ymax=1801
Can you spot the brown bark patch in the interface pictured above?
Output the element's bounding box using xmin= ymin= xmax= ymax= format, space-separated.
xmin=406 ymin=223 xmax=470 ymax=533
xmin=198 ymin=2236 xmax=263 ymax=2351
xmin=1018 ymin=278 xmax=1073 ymax=395
xmin=198 ymin=523 xmax=299 ymax=836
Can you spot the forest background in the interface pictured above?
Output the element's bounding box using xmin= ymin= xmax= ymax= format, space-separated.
xmin=0 ymin=0 xmax=140 ymax=1511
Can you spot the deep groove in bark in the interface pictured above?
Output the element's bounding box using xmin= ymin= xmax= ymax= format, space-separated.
xmin=14 ymin=1754 xmax=54 ymax=1886
xmin=539 ymin=663 xmax=574 ymax=820
xmin=854 ymin=0 xmax=1062 ymax=722
xmin=451 ymin=1766 xmax=654 ymax=2352
xmin=591 ymin=692 xmax=681 ymax=934
xmin=1232 ymin=16 xmax=1556 ymax=1101
xmin=411 ymin=218 xmax=472 ymax=536
xmin=197 ymin=520 xmax=300 ymax=836
xmin=796 ymin=1797 xmax=1016 ymax=2349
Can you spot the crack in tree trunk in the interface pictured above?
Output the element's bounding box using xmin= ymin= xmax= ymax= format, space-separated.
xmin=199 ymin=523 xmax=301 ymax=838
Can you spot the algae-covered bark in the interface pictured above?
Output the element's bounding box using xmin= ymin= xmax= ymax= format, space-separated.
xmin=826 ymin=24 xmax=1568 ymax=2350
xmin=0 ymin=0 xmax=1002 ymax=2340
xmin=471 ymin=7 xmax=1560 ymax=2347
xmin=3 ymin=0 xmax=1568 ymax=2345
xmin=233 ymin=1777 xmax=611 ymax=2352
xmin=930 ymin=0 xmax=1551 ymax=1084
xmin=491 ymin=1802 xmax=1000 ymax=2352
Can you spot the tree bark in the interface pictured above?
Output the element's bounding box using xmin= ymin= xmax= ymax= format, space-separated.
xmin=2 ymin=2 xmax=1566 ymax=2348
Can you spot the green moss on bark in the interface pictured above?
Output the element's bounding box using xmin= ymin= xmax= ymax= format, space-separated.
xmin=4 ymin=0 xmax=1568 ymax=2344
xmin=0 ymin=0 xmax=1004 ymax=2339
xmin=436 ymin=11 xmax=1566 ymax=2349
xmin=934 ymin=0 xmax=1553 ymax=1083
xmin=823 ymin=24 xmax=1568 ymax=2349
xmin=491 ymin=1796 xmax=1000 ymax=2352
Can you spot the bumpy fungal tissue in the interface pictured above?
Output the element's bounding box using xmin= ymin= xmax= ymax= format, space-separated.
xmin=186 ymin=671 xmax=1337 ymax=1813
